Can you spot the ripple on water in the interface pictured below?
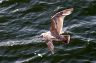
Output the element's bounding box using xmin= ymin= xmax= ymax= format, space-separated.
xmin=0 ymin=0 xmax=96 ymax=63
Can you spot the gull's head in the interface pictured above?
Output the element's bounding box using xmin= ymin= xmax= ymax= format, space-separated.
xmin=61 ymin=8 xmax=73 ymax=16
xmin=40 ymin=33 xmax=49 ymax=41
xmin=40 ymin=33 xmax=46 ymax=41
xmin=40 ymin=32 xmax=54 ymax=41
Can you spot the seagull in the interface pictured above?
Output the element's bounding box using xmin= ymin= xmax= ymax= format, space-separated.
xmin=40 ymin=8 xmax=73 ymax=54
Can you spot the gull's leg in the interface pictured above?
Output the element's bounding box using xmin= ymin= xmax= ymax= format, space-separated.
xmin=46 ymin=40 xmax=54 ymax=54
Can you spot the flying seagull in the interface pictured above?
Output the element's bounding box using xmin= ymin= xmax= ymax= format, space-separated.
xmin=40 ymin=8 xmax=73 ymax=54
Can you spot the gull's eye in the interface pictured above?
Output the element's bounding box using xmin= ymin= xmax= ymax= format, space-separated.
xmin=40 ymin=35 xmax=43 ymax=38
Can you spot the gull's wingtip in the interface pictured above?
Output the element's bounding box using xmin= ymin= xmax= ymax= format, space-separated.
xmin=46 ymin=40 xmax=54 ymax=54
xmin=63 ymin=35 xmax=70 ymax=44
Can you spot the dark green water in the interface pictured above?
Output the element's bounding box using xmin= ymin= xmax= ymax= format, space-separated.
xmin=0 ymin=0 xmax=96 ymax=63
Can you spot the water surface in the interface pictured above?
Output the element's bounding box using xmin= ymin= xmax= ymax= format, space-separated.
xmin=0 ymin=0 xmax=96 ymax=63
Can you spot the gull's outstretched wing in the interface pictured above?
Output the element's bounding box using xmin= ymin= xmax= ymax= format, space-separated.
xmin=50 ymin=8 xmax=73 ymax=39
xmin=46 ymin=40 xmax=54 ymax=54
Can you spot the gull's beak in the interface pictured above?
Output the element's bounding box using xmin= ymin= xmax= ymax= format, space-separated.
xmin=37 ymin=35 xmax=42 ymax=39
